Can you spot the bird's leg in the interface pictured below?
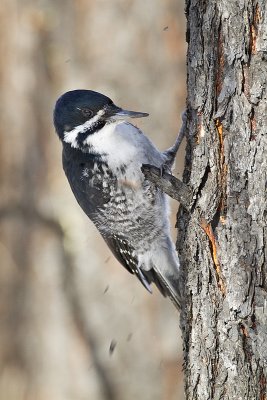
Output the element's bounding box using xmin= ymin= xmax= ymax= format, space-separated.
xmin=141 ymin=111 xmax=193 ymax=209
xmin=162 ymin=110 xmax=187 ymax=171
xmin=159 ymin=163 xmax=172 ymax=177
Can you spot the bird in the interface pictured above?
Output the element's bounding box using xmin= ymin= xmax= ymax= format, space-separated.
xmin=53 ymin=89 xmax=184 ymax=309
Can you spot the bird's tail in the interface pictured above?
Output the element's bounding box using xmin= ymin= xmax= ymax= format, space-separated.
xmin=151 ymin=264 xmax=181 ymax=310
xmin=143 ymin=240 xmax=182 ymax=310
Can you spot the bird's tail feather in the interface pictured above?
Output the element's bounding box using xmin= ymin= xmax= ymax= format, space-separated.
xmin=151 ymin=266 xmax=181 ymax=310
xmin=146 ymin=241 xmax=182 ymax=310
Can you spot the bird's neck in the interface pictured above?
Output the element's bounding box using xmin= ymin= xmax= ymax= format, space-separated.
xmin=84 ymin=122 xmax=141 ymax=169
xmin=63 ymin=121 xmax=142 ymax=174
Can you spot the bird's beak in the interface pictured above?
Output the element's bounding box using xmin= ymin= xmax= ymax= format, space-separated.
xmin=114 ymin=108 xmax=149 ymax=119
xmin=108 ymin=104 xmax=149 ymax=120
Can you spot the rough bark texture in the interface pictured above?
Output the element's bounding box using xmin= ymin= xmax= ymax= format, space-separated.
xmin=177 ymin=1 xmax=267 ymax=399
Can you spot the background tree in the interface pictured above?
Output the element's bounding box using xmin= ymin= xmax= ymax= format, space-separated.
xmin=0 ymin=1 xmax=186 ymax=399
xmin=178 ymin=1 xmax=267 ymax=398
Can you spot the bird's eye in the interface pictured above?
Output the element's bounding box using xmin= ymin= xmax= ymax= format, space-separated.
xmin=77 ymin=107 xmax=93 ymax=118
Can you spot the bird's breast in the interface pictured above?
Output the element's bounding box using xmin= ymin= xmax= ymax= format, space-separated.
xmin=84 ymin=121 xmax=150 ymax=173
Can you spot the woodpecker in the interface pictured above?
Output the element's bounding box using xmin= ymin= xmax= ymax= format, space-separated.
xmin=53 ymin=89 xmax=184 ymax=309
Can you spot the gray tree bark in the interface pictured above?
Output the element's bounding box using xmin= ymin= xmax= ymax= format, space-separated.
xmin=176 ymin=1 xmax=267 ymax=399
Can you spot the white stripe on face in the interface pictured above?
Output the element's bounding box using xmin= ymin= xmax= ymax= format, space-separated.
xmin=63 ymin=109 xmax=105 ymax=148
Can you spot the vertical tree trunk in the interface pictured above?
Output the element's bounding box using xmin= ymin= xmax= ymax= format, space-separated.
xmin=177 ymin=1 xmax=267 ymax=398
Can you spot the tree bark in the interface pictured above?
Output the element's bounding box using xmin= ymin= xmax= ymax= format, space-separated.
xmin=177 ymin=1 xmax=267 ymax=399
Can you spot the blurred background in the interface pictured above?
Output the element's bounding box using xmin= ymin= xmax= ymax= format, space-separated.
xmin=0 ymin=1 xmax=186 ymax=399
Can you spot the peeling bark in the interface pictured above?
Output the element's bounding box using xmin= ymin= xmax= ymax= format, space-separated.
xmin=177 ymin=1 xmax=267 ymax=399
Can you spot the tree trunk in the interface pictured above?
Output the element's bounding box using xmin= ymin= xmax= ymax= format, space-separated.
xmin=177 ymin=1 xmax=267 ymax=399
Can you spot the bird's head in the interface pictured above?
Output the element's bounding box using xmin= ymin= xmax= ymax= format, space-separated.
xmin=53 ymin=89 xmax=149 ymax=146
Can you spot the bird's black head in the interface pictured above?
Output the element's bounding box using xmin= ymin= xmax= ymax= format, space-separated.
xmin=53 ymin=90 xmax=112 ymax=139
xmin=53 ymin=89 xmax=149 ymax=144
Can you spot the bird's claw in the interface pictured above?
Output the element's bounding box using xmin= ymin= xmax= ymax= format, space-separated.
xmin=160 ymin=163 xmax=172 ymax=177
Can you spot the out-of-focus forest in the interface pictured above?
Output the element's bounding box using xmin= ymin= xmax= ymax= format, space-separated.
xmin=0 ymin=1 xmax=186 ymax=399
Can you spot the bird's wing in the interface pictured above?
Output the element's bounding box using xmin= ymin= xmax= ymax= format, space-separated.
xmin=104 ymin=234 xmax=177 ymax=300
xmin=103 ymin=235 xmax=153 ymax=293
xmin=63 ymin=149 xmax=152 ymax=292
xmin=62 ymin=148 xmax=112 ymax=216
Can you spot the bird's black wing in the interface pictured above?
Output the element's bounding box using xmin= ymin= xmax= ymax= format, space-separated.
xmin=62 ymin=146 xmax=112 ymax=217
xmin=62 ymin=148 xmax=151 ymax=289
xmin=103 ymin=234 xmax=170 ymax=297
xmin=103 ymin=234 xmax=152 ymax=292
